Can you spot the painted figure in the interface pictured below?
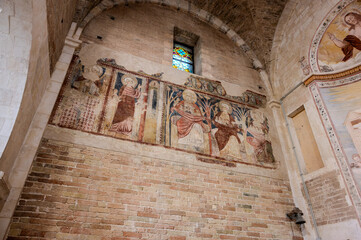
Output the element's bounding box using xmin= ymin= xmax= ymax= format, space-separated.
xmin=110 ymin=75 xmax=141 ymax=135
xmin=327 ymin=12 xmax=361 ymax=61
xmin=171 ymin=89 xmax=209 ymax=150
xmin=71 ymin=65 xmax=104 ymax=96
xmin=245 ymin=114 xmax=275 ymax=163
xmin=213 ymin=101 xmax=242 ymax=157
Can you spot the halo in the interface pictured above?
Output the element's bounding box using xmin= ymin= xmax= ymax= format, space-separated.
xmin=219 ymin=101 xmax=232 ymax=114
xmin=121 ymin=74 xmax=138 ymax=88
xmin=341 ymin=9 xmax=361 ymax=26
xmin=90 ymin=65 xmax=103 ymax=77
xmin=182 ymin=89 xmax=197 ymax=103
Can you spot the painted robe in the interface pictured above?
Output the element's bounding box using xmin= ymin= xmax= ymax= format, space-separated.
xmin=110 ymin=85 xmax=141 ymax=135
xmin=172 ymin=101 xmax=207 ymax=149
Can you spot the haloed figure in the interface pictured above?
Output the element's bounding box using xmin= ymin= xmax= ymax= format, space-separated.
xmin=213 ymin=101 xmax=242 ymax=158
xmin=110 ymin=75 xmax=141 ymax=135
xmin=171 ymin=89 xmax=208 ymax=151
xmin=327 ymin=12 xmax=361 ymax=61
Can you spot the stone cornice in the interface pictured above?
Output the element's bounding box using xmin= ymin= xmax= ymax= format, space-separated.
xmin=304 ymin=65 xmax=361 ymax=86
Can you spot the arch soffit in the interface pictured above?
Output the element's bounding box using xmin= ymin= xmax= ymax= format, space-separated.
xmin=76 ymin=0 xmax=274 ymax=96
xmin=269 ymin=0 xmax=298 ymax=89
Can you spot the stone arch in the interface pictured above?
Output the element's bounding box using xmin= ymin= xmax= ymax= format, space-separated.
xmin=0 ymin=0 xmax=51 ymax=185
xmin=76 ymin=0 xmax=274 ymax=96
xmin=0 ymin=0 xmax=34 ymax=158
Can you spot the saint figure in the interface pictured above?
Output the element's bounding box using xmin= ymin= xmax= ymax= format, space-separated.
xmin=110 ymin=75 xmax=141 ymax=135
xmin=171 ymin=89 xmax=209 ymax=150
xmin=328 ymin=12 xmax=361 ymax=61
xmin=213 ymin=101 xmax=242 ymax=157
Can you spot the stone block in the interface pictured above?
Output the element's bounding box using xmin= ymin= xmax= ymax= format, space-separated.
xmin=37 ymin=91 xmax=58 ymax=115
xmin=6 ymin=56 xmax=29 ymax=74
xmin=0 ymin=136 xmax=7 ymax=154
xmin=0 ymin=118 xmax=15 ymax=137
xmin=0 ymin=14 xmax=9 ymax=34
xmin=58 ymin=52 xmax=73 ymax=64
xmin=14 ymin=0 xmax=32 ymax=21
xmin=50 ymin=68 xmax=68 ymax=83
xmin=62 ymin=45 xmax=75 ymax=55
xmin=0 ymin=34 xmax=14 ymax=55
xmin=0 ymin=0 xmax=14 ymax=16
xmin=12 ymin=150 xmax=36 ymax=175
xmin=0 ymin=177 xmax=9 ymax=210
xmin=0 ymin=187 xmax=21 ymax=217
xmin=13 ymin=36 xmax=31 ymax=58
xmin=54 ymin=61 xmax=70 ymax=71
xmin=46 ymin=80 xmax=62 ymax=93
xmin=9 ymin=16 xmax=31 ymax=40
xmin=0 ymin=217 xmax=11 ymax=240
xmin=0 ymin=53 xmax=8 ymax=70
xmin=7 ymin=168 xmax=28 ymax=189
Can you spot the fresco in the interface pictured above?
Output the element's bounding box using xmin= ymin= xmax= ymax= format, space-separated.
xmin=317 ymin=0 xmax=361 ymax=72
xmin=318 ymin=79 xmax=361 ymax=190
xmin=50 ymin=56 xmax=275 ymax=168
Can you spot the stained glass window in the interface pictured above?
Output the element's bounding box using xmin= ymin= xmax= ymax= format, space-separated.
xmin=172 ymin=43 xmax=194 ymax=73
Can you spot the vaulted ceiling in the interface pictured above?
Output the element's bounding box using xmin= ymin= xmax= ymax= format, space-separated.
xmin=72 ymin=0 xmax=288 ymax=69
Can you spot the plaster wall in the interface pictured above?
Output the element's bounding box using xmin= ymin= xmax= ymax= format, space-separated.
xmin=270 ymin=0 xmax=339 ymax=98
xmin=74 ymin=4 xmax=287 ymax=178
xmin=71 ymin=2 xmax=288 ymax=179
xmin=270 ymin=0 xmax=361 ymax=239
xmin=277 ymin=83 xmax=361 ymax=239
xmin=80 ymin=4 xmax=265 ymax=92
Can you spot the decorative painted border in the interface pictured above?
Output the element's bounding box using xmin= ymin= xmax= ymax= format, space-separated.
xmin=309 ymin=75 xmax=361 ymax=223
xmin=304 ymin=65 xmax=361 ymax=86
xmin=98 ymin=58 xmax=267 ymax=109
xmin=49 ymin=56 xmax=277 ymax=170
xmin=309 ymin=0 xmax=354 ymax=73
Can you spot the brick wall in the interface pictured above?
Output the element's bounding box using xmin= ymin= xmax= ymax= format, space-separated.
xmin=304 ymin=170 xmax=357 ymax=226
xmin=46 ymin=0 xmax=78 ymax=73
xmin=7 ymin=138 xmax=302 ymax=239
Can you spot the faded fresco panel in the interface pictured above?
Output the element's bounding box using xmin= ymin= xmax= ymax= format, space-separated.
xmin=50 ymin=57 xmax=108 ymax=132
xmin=101 ymin=72 xmax=147 ymax=141
xmin=318 ymin=1 xmax=361 ymax=72
xmin=319 ymin=80 xmax=361 ymax=190
xmin=164 ymin=85 xmax=274 ymax=166
xmin=50 ymin=56 xmax=275 ymax=168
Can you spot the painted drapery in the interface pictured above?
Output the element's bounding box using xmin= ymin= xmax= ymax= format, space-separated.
xmin=50 ymin=56 xmax=275 ymax=168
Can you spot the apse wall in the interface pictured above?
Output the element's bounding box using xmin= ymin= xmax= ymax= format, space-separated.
xmin=270 ymin=0 xmax=361 ymax=239
xmin=6 ymin=4 xmax=302 ymax=240
xmin=80 ymin=5 xmax=264 ymax=91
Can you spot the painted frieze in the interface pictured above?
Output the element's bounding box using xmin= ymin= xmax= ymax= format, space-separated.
xmin=50 ymin=56 xmax=274 ymax=168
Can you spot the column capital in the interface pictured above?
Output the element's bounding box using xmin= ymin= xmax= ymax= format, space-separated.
xmin=268 ymin=99 xmax=281 ymax=109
